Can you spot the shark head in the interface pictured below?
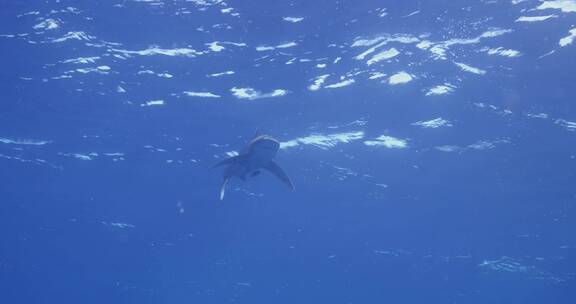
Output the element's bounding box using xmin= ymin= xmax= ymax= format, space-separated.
xmin=248 ymin=136 xmax=280 ymax=161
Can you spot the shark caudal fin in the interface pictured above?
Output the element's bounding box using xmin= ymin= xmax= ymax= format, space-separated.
xmin=263 ymin=161 xmax=295 ymax=191
xmin=219 ymin=178 xmax=229 ymax=200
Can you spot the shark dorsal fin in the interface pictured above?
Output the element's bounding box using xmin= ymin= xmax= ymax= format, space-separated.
xmin=252 ymin=128 xmax=262 ymax=140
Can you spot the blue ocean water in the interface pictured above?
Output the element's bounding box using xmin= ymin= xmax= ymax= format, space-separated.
xmin=1 ymin=0 xmax=576 ymax=303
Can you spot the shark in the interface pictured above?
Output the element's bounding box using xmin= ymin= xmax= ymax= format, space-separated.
xmin=213 ymin=134 xmax=295 ymax=200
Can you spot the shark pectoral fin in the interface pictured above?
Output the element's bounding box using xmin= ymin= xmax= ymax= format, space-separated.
xmin=219 ymin=178 xmax=229 ymax=200
xmin=212 ymin=155 xmax=243 ymax=169
xmin=263 ymin=161 xmax=295 ymax=191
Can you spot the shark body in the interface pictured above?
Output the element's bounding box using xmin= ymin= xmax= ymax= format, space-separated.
xmin=213 ymin=135 xmax=295 ymax=200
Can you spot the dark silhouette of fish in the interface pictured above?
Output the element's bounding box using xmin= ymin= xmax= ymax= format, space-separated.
xmin=213 ymin=134 xmax=295 ymax=200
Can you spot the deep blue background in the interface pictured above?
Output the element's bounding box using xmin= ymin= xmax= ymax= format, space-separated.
xmin=1 ymin=0 xmax=575 ymax=303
